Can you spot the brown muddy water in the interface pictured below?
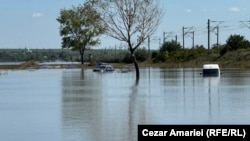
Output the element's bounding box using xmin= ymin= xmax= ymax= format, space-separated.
xmin=0 ymin=68 xmax=250 ymax=141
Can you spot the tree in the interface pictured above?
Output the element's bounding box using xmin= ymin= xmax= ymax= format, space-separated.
xmin=94 ymin=0 xmax=163 ymax=80
xmin=160 ymin=40 xmax=182 ymax=54
xmin=157 ymin=40 xmax=181 ymax=61
xmin=57 ymin=1 xmax=105 ymax=64
xmin=226 ymin=34 xmax=250 ymax=51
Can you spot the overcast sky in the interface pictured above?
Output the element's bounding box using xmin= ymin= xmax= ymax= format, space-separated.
xmin=0 ymin=0 xmax=249 ymax=50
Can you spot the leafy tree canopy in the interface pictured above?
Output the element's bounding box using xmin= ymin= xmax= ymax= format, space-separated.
xmin=160 ymin=40 xmax=182 ymax=53
xmin=57 ymin=1 xmax=106 ymax=64
xmin=226 ymin=34 xmax=250 ymax=50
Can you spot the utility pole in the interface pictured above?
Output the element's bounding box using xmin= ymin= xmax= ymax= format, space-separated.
xmin=182 ymin=27 xmax=186 ymax=50
xmin=216 ymin=26 xmax=219 ymax=52
xmin=208 ymin=19 xmax=210 ymax=53
xmin=210 ymin=20 xmax=224 ymax=53
xmin=191 ymin=31 xmax=194 ymax=48
xmin=158 ymin=38 xmax=161 ymax=48
xmin=183 ymin=26 xmax=194 ymax=50
xmin=210 ymin=26 xmax=219 ymax=52
xmin=152 ymin=37 xmax=161 ymax=49
xmin=148 ymin=35 xmax=150 ymax=53
xmin=163 ymin=32 xmax=166 ymax=43
xmin=163 ymin=31 xmax=175 ymax=44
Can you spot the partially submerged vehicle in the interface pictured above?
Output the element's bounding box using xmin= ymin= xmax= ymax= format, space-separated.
xmin=202 ymin=64 xmax=220 ymax=77
xmin=95 ymin=62 xmax=108 ymax=68
xmin=93 ymin=63 xmax=115 ymax=73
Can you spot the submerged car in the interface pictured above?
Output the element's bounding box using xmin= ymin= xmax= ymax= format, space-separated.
xmin=95 ymin=62 xmax=108 ymax=67
xmin=93 ymin=64 xmax=115 ymax=72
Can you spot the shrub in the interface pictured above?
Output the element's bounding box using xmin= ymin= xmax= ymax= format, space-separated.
xmin=219 ymin=45 xmax=229 ymax=56
xmin=122 ymin=53 xmax=133 ymax=63
xmin=135 ymin=47 xmax=149 ymax=62
xmin=160 ymin=40 xmax=182 ymax=54
xmin=151 ymin=51 xmax=158 ymax=58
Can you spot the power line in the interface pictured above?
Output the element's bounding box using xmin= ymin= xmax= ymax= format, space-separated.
xmin=182 ymin=26 xmax=194 ymax=50
xmin=163 ymin=31 xmax=177 ymax=43
xmin=240 ymin=20 xmax=250 ymax=29
xmin=158 ymin=16 xmax=250 ymax=49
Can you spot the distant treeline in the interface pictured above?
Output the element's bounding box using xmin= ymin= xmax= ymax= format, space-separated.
xmin=0 ymin=48 xmax=151 ymax=63
xmin=2 ymin=34 xmax=248 ymax=64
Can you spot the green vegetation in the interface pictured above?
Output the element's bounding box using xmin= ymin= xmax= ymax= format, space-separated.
xmin=0 ymin=48 xmax=77 ymax=62
xmin=150 ymin=34 xmax=250 ymax=67
xmin=1 ymin=35 xmax=250 ymax=69
xmin=219 ymin=34 xmax=250 ymax=56
xmin=57 ymin=1 xmax=105 ymax=64
xmin=0 ymin=48 xmax=149 ymax=64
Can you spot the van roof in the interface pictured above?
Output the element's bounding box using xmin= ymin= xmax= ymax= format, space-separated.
xmin=203 ymin=64 xmax=220 ymax=69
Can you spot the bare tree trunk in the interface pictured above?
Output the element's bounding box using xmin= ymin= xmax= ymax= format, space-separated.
xmin=131 ymin=52 xmax=140 ymax=80
xmin=95 ymin=0 xmax=162 ymax=80
xmin=79 ymin=48 xmax=84 ymax=65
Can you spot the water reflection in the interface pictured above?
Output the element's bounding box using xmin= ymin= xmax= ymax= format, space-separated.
xmin=61 ymin=70 xmax=141 ymax=141
xmin=203 ymin=76 xmax=220 ymax=122
xmin=60 ymin=68 xmax=250 ymax=141
xmin=62 ymin=69 xmax=102 ymax=141
xmin=1 ymin=68 xmax=250 ymax=141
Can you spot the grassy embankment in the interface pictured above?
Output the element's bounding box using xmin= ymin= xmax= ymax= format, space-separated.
xmin=141 ymin=48 xmax=250 ymax=69
xmin=0 ymin=61 xmax=40 ymax=70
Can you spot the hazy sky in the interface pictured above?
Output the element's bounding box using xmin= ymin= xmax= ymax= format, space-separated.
xmin=0 ymin=0 xmax=249 ymax=49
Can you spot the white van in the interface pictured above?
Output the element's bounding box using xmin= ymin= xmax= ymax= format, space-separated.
xmin=202 ymin=64 xmax=220 ymax=76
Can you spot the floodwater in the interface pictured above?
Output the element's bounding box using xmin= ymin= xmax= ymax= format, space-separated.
xmin=0 ymin=68 xmax=250 ymax=141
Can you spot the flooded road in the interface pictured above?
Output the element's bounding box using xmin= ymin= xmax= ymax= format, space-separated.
xmin=0 ymin=68 xmax=250 ymax=141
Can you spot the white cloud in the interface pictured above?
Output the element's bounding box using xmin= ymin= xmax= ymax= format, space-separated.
xmin=186 ymin=9 xmax=192 ymax=13
xmin=228 ymin=7 xmax=240 ymax=12
xmin=32 ymin=12 xmax=45 ymax=18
